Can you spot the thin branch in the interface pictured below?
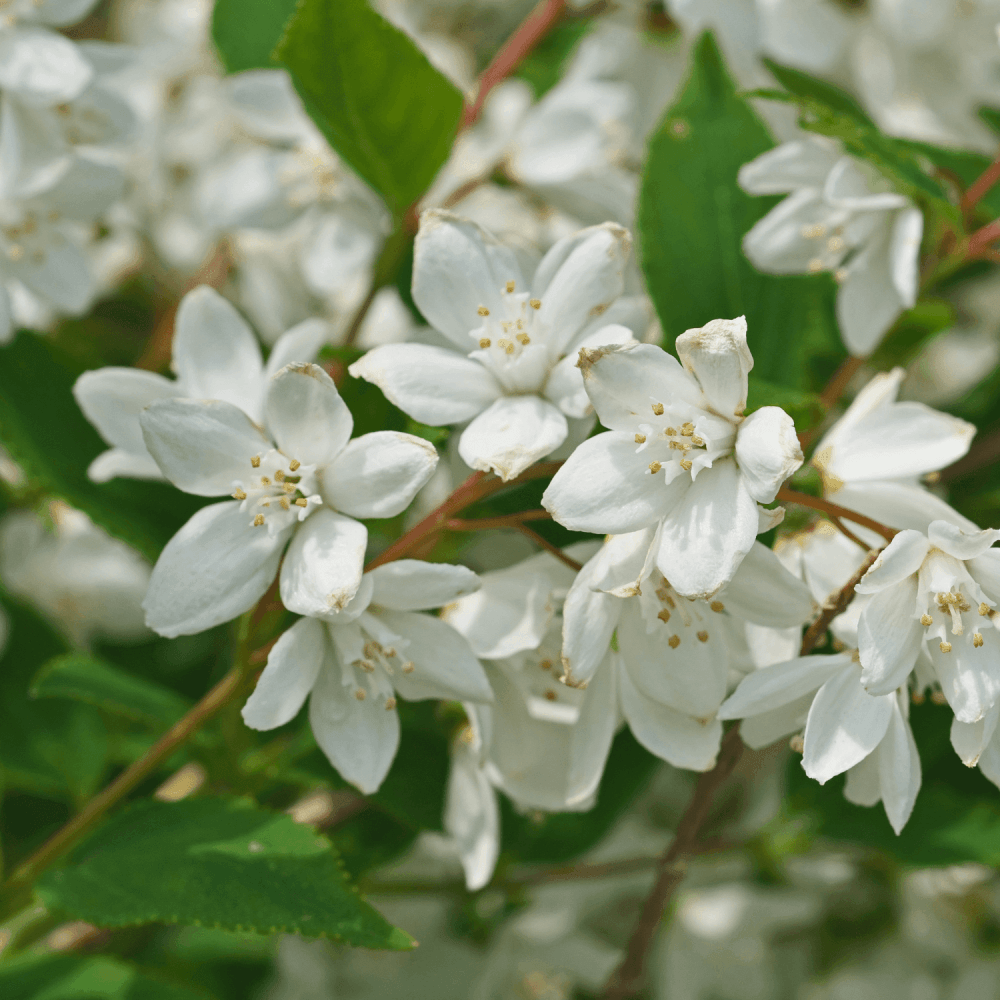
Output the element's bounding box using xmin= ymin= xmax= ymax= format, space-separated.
xmin=462 ymin=0 xmax=567 ymax=129
xmin=598 ymin=727 xmax=745 ymax=1000
xmin=800 ymin=547 xmax=881 ymax=656
xmin=445 ymin=509 xmax=551 ymax=531
xmin=776 ymin=487 xmax=896 ymax=543
xmin=341 ymin=283 xmax=379 ymax=348
xmin=516 ymin=523 xmax=583 ymax=570
xmin=967 ymin=217 xmax=1000 ymax=258
xmin=939 ymin=427 xmax=1000 ymax=482
xmin=962 ymin=150 xmax=1000 ymax=214
xmin=829 ymin=515 xmax=868 ymax=551
xmin=818 ymin=355 xmax=864 ymax=411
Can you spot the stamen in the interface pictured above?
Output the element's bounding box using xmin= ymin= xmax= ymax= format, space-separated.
xmin=498 ymin=339 xmax=514 ymax=355
xmin=680 ymin=459 xmax=693 ymax=471
xmin=920 ymin=614 xmax=933 ymax=626
xmin=385 ymin=697 xmax=397 ymax=710
xmin=402 ymin=661 xmax=415 ymax=673
xmin=940 ymin=641 xmax=953 ymax=653
xmin=253 ymin=514 xmax=265 ymax=527
xmin=289 ymin=459 xmax=300 ymax=471
xmin=540 ymin=659 xmax=552 ymax=671
xmin=651 ymin=403 xmax=664 ymax=416
xmin=505 ymin=280 xmax=515 ymax=293
xmin=981 ymin=603 xmax=991 ymax=616
xmin=544 ymin=689 xmax=557 ymax=701
xmin=479 ymin=338 xmax=491 ymax=348
xmin=634 ymin=433 xmax=646 ymax=444
xmin=668 ymin=635 xmax=680 ymax=649
xmin=295 ymin=498 xmax=308 ymax=507
xmin=710 ymin=601 xmax=725 ymax=613
xmin=529 ymin=298 xmax=541 ymax=309
xmin=974 ymin=633 xmax=985 ymax=648
xmin=260 ymin=476 xmax=271 ymax=486
xmin=283 ymin=482 xmax=296 ymax=493
xmin=232 ymin=488 xmax=247 ymax=500
xmin=680 ymin=422 xmax=695 ymax=436
xmin=665 ymin=427 xmax=677 ymax=436
xmin=649 ymin=461 xmax=662 ymax=474
xmin=354 ymin=689 xmax=366 ymax=700
xmin=657 ymin=609 xmax=671 ymax=623
xmin=251 ymin=455 xmax=261 ymax=468
xmin=808 ymin=258 xmax=824 ymax=273
xmin=274 ymin=470 xmax=285 ymax=482
xmin=280 ymin=497 xmax=290 ymax=510
xmin=360 ymin=660 xmax=375 ymax=673
xmin=516 ymin=332 xmax=530 ymax=345
xmin=478 ymin=306 xmax=490 ymax=316
xmin=697 ymin=630 xmax=709 ymax=643
xmin=790 ymin=734 xmax=805 ymax=754
xmin=691 ymin=436 xmax=705 ymax=447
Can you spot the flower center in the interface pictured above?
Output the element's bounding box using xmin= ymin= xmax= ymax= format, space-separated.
xmin=344 ymin=615 xmax=415 ymax=709
xmin=632 ymin=401 xmax=735 ymax=486
xmin=640 ymin=572 xmax=725 ymax=647
xmin=231 ymin=449 xmax=322 ymax=535
xmin=468 ymin=281 xmax=550 ymax=393
xmin=0 ymin=210 xmax=57 ymax=267
xmin=916 ymin=550 xmax=996 ymax=654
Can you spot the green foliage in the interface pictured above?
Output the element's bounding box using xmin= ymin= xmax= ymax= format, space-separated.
xmin=746 ymin=378 xmax=824 ymax=432
xmin=31 ymin=654 xmax=192 ymax=729
xmin=211 ymin=0 xmax=299 ymax=73
xmin=866 ymin=299 xmax=956 ymax=371
xmin=639 ymin=34 xmax=844 ymax=391
xmin=275 ymin=0 xmax=464 ymax=216
xmin=0 ymin=953 xmax=210 ymax=1000
xmin=37 ymin=797 xmax=413 ymax=949
xmin=515 ymin=18 xmax=592 ymax=98
xmin=0 ymin=332 xmax=206 ymax=562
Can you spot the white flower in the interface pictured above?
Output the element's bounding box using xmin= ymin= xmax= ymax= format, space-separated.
xmin=349 ymin=210 xmax=632 ymax=482
xmin=855 ymin=521 xmax=1000 ymax=724
xmin=543 ymin=318 xmax=802 ymax=598
xmin=811 ymin=367 xmax=975 ymax=531
xmin=139 ymin=362 xmax=438 ymax=637
xmin=74 ymin=285 xmax=328 ymax=482
xmin=739 ymin=137 xmax=923 ymax=356
xmin=242 ymin=559 xmax=490 ymax=795
xmin=0 ymin=502 xmax=150 ymax=646
xmin=560 ymin=531 xmax=814 ymax=770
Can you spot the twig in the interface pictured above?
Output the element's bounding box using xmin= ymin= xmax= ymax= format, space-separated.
xmin=444 ymin=510 xmax=551 ymax=531
xmin=462 ymin=0 xmax=568 ymax=129
xmin=829 ymin=515 xmax=867 ymax=551
xmin=598 ymin=727 xmax=745 ymax=1000
xmin=341 ymin=283 xmax=379 ymax=348
xmin=800 ymin=547 xmax=881 ymax=656
xmin=939 ymin=426 xmax=1000 ymax=482
xmin=967 ymin=217 xmax=1000 ymax=258
xmin=818 ymin=355 xmax=864 ymax=411
xmin=516 ymin=523 xmax=583 ymax=570
xmin=962 ymin=150 xmax=1000 ymax=214
xmin=775 ymin=487 xmax=896 ymax=543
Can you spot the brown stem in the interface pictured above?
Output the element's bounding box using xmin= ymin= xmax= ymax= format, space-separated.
xmin=800 ymin=547 xmax=881 ymax=657
xmin=0 ymin=616 xmax=255 ymax=911
xmin=776 ymin=487 xmax=896 ymax=543
xmin=462 ymin=0 xmax=567 ymax=129
xmin=599 ymin=727 xmax=745 ymax=1000
xmin=962 ymin=151 xmax=1000 ymax=214
xmin=818 ymin=355 xmax=864 ymax=411
xmin=341 ymin=283 xmax=379 ymax=348
xmin=939 ymin=427 xmax=1000 ymax=482
xmin=445 ymin=510 xmax=551 ymax=531
xmin=967 ymin=217 xmax=1000 ymax=258
xmin=829 ymin=515 xmax=867 ymax=551
xmin=516 ymin=523 xmax=583 ymax=570
xmin=364 ymin=462 xmax=562 ymax=572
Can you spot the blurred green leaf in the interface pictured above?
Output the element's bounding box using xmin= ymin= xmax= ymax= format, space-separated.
xmin=515 ymin=18 xmax=592 ymax=98
xmin=31 ymin=654 xmax=192 ymax=729
xmin=276 ymin=0 xmax=464 ymax=215
xmin=866 ymin=298 xmax=955 ymax=371
xmin=37 ymin=797 xmax=413 ymax=949
xmin=211 ymin=0 xmax=299 ymax=73
xmin=0 ymin=332 xmax=206 ymax=562
xmin=746 ymin=377 xmax=824 ymax=431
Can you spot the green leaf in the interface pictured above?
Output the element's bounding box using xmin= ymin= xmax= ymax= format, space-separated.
xmin=275 ymin=0 xmax=464 ymax=215
xmin=37 ymin=797 xmax=412 ymax=949
xmin=746 ymin=377 xmax=823 ymax=431
xmin=639 ymin=34 xmax=845 ymax=390
xmin=0 ymin=952 xmax=209 ymax=1000
xmin=211 ymin=0 xmax=299 ymax=73
xmin=0 ymin=332 xmax=206 ymax=562
xmin=759 ymin=58 xmax=875 ymax=125
xmin=515 ymin=18 xmax=592 ymax=98
xmin=31 ymin=654 xmax=192 ymax=729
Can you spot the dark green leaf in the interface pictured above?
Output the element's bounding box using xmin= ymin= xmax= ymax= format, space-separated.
xmin=211 ymin=0 xmax=299 ymax=73
xmin=37 ymin=797 xmax=412 ymax=949
xmin=31 ymin=654 xmax=192 ymax=728
xmin=760 ymin=58 xmax=875 ymax=125
xmin=746 ymin=377 xmax=823 ymax=431
xmin=515 ymin=18 xmax=592 ymax=98
xmin=275 ymin=0 xmax=464 ymax=215
xmin=0 ymin=332 xmax=206 ymax=562
xmin=866 ymin=298 xmax=955 ymax=371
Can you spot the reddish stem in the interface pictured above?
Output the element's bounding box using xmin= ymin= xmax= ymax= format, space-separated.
xmin=962 ymin=151 xmax=1000 ymax=214
xmin=776 ymin=487 xmax=896 ymax=543
xmin=516 ymin=523 xmax=582 ymax=570
xmin=445 ymin=509 xmax=551 ymax=531
xmin=967 ymin=218 xmax=1000 ymax=258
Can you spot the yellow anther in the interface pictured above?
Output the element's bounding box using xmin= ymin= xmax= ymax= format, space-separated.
xmin=477 ymin=305 xmax=490 ymax=316
xmin=974 ymin=633 xmax=985 ymax=648
xmin=940 ymin=641 xmax=953 ymax=653
xmin=649 ymin=461 xmax=662 ymax=474
xmin=295 ymin=498 xmax=308 ymax=507
xmin=680 ymin=422 xmax=695 ymax=436
xmin=634 ymin=433 xmax=646 ymax=444
xmin=384 ymin=697 xmax=397 ymax=711
xmin=920 ymin=614 xmax=933 ymax=626
xmin=253 ymin=514 xmax=265 ymax=527
xmin=498 ymin=339 xmax=514 ymax=355
xmin=651 ymin=402 xmax=664 ymax=416
xmin=232 ymin=488 xmax=247 ymax=501
xmin=697 ymin=630 xmax=709 ymax=643
xmin=6 ymin=245 xmax=22 ymax=261
xmin=354 ymin=689 xmax=366 ymax=701
xmin=275 ymin=469 xmax=285 ymax=482
xmin=912 ymin=690 xmax=925 ymax=705
xmin=260 ymin=476 xmax=270 ymax=486
xmin=360 ymin=660 xmax=375 ymax=673
xmin=691 ymin=436 xmax=705 ymax=447
xmin=801 ymin=223 xmax=826 ymax=239
xmin=505 ymin=280 xmax=515 ymax=293
xmin=827 ymin=235 xmax=845 ymax=253
xmin=790 ymin=734 xmax=805 ymax=754
xmin=680 ymin=459 xmax=693 ymax=471
xmin=402 ymin=661 xmax=415 ymax=674
xmin=808 ymin=258 xmax=824 ymax=273
xmin=540 ymin=659 xmax=552 ymax=671
xmin=931 ymin=689 xmax=948 ymax=705
xmin=544 ymin=689 xmax=557 ymax=701
xmin=668 ymin=634 xmax=680 ymax=649
xmin=981 ymin=603 xmax=991 ymax=616
xmin=529 ymin=298 xmax=541 ymax=309
xmin=251 ymin=455 xmax=261 ymax=468
xmin=289 ymin=459 xmax=300 ymax=471
xmin=657 ymin=609 xmax=671 ymax=623
xmin=280 ymin=497 xmax=290 ymax=510
xmin=283 ymin=482 xmax=296 ymax=493
xmin=516 ymin=332 xmax=530 ymax=345
xmin=710 ymin=601 xmax=725 ymax=613
xmin=479 ymin=337 xmax=491 ymax=349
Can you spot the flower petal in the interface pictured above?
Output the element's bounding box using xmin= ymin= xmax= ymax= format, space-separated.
xmin=737 ymin=137 xmax=841 ymax=194
xmin=854 ymin=530 xmax=930 ymax=594
xmin=877 ymin=694 xmax=921 ymax=834
xmin=143 ymin=501 xmax=287 ymax=638
xmin=241 ymin=617 xmax=326 ymax=730
xmin=544 ymin=323 xmax=635 ymax=419
xmin=349 ymin=343 xmax=502 ymax=425
xmin=140 ymin=398 xmax=272 ymax=496
xmin=802 ymin=669 xmax=894 ymax=784
xmin=586 ymin=527 xmax=657 ymax=597
xmin=655 ymin=458 xmax=760 ymax=599
xmin=889 ymin=207 xmax=922 ymax=307
xmin=927 ymin=520 xmax=1000 ymax=561
xmin=843 ymin=752 xmax=881 ymax=807
xmin=832 ymin=481 xmax=975 ymax=535
xmin=837 ymin=223 xmax=905 ymax=356
xmin=0 ymin=27 xmax=92 ymax=103
xmin=309 ymin=658 xmax=400 ymax=794
xmin=734 ymin=406 xmax=802 ymax=503
xmin=383 ymin=610 xmax=492 ymax=703
xmin=458 ymin=395 xmax=567 ymax=482
xmin=566 ymin=656 xmax=617 ymax=805
xmin=87 ymin=448 xmax=164 ymax=483
xmin=561 ymin=556 xmax=621 ymax=687
xmin=675 ymin=317 xmax=753 ymax=418
xmin=718 ymin=654 xmax=849 ymax=719
xmin=741 ymin=695 xmax=813 ymax=749
xmin=444 ymin=739 xmax=499 ymax=891
xmin=950 ymin=700 xmax=1000 ymax=767
xmin=263 ymin=318 xmax=329 ymax=378
xmin=74 ymin=366 xmax=176 ymax=456
xmin=722 ymin=541 xmax=815 ymax=627
xmin=279 ymin=509 xmax=367 ymax=621
xmin=368 ymin=560 xmax=480 ymax=612
xmin=857 ymin=578 xmax=922 ymax=694
xmin=172 ymin=286 xmax=264 ymax=419
xmin=929 ymin=636 xmax=1000 ymax=725
xmin=265 ymin=363 xmax=352 ymax=468
xmin=543 ymin=431 xmax=689 ymax=534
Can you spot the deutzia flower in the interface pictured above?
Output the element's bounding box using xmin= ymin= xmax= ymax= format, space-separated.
xmin=242 ymin=560 xmax=490 ymax=795
xmin=810 ymin=367 xmax=975 ymax=531
xmin=543 ymin=318 xmax=802 ymax=598
xmin=74 ymin=285 xmax=327 ymax=482
xmin=855 ymin=521 xmax=1000 ymax=724
xmin=739 ymin=136 xmax=923 ymax=356
xmin=139 ymin=362 xmax=438 ymax=637
xmin=349 ymin=210 xmax=632 ymax=482
xmin=718 ymin=621 xmax=921 ymax=834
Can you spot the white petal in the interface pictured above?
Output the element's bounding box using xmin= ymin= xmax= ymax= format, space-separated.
xmin=349 ymin=343 xmax=502 ymax=424
xmin=929 ymin=638 xmax=1000 ymax=725
xmin=843 ymin=752 xmax=882 ymax=807
xmin=543 ymin=431 xmax=689 ymax=534
xmin=888 ymin=207 xmax=923 ymax=307
xmin=140 ymin=398 xmax=272 ymax=496
xmin=854 ymin=530 xmax=929 ymax=594
xmin=368 ymin=560 xmax=480 ymax=611
xmin=742 ymin=188 xmax=836 ymax=274
xmin=832 ymin=481 xmax=976 ymax=535
xmin=737 ymin=137 xmax=840 ymax=194
xmin=586 ymin=527 xmax=657 ymax=597
xmin=655 ymin=459 xmax=760 ymax=599
xmin=143 ymin=501 xmax=287 ymax=638
xmin=734 ymin=406 xmax=802 ymax=503
xmin=675 ymin=317 xmax=753 ymax=417
xmin=969 ymin=550 xmax=1000 ymax=602
xmin=741 ymin=695 xmax=813 ymax=748
xmin=279 ymin=510 xmax=367 ymax=621
xmin=979 ymin=733 xmax=1000 ymax=791
xmin=927 ymin=520 xmax=1000 ymax=561
xmin=172 ymin=286 xmax=264 ymax=418
xmin=857 ymin=578 xmax=922 ymax=694
xmin=877 ymin=694 xmax=921 ymax=834
xmin=74 ymin=366 xmax=176 ymax=456
xmin=264 ymin=318 xmax=329 ymax=378
xmin=566 ymin=656 xmax=617 ymax=805
xmin=87 ymin=448 xmax=164 ymax=483
xmin=718 ymin=654 xmax=849 ymax=719
xmin=325 ymin=430 xmax=437 ymax=517
xmin=309 ymin=659 xmax=400 ymax=794
xmin=561 ymin=557 xmax=621 ymax=686
xmin=382 ymin=610 xmax=492 ymax=702
xmin=544 ymin=323 xmax=635 ymax=419
xmin=265 ymin=363 xmax=352 ymax=468
xmin=41 ymin=154 xmax=124 ymax=219
xmin=531 ymin=222 xmax=630 ymax=356
xmin=618 ymin=661 xmax=722 ymax=771
xmin=950 ymin=701 xmax=1000 ymax=767
xmin=837 ymin=225 xmax=905 ymax=356
xmin=11 ymin=233 xmax=93 ymax=312
xmin=0 ymin=28 xmax=92 ymax=103
xmin=802 ymin=669 xmax=894 ymax=784
xmin=412 ymin=210 xmax=525 ymax=348
xmin=444 ymin=739 xmax=499 ymax=891
xmin=241 ymin=617 xmax=325 ymax=729
xmin=458 ymin=395 xmax=567 ymax=482
xmin=722 ymin=541 xmax=815 ymax=627
xmin=576 ymin=341 xmax=703 ymax=431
